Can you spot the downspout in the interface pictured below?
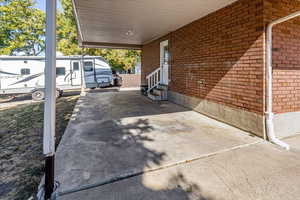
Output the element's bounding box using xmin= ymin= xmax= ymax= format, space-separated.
xmin=266 ymin=11 xmax=300 ymax=150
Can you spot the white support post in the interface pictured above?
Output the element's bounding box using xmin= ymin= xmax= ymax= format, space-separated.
xmin=151 ymin=76 xmax=153 ymax=89
xmin=80 ymin=51 xmax=86 ymax=96
xmin=44 ymin=0 xmax=57 ymax=199
xmin=148 ymin=78 xmax=150 ymax=92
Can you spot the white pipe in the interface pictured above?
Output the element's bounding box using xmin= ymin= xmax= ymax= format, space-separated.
xmin=265 ymin=11 xmax=300 ymax=150
xmin=44 ymin=0 xmax=57 ymax=156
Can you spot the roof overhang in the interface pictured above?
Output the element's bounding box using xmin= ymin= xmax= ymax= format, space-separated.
xmin=81 ymin=42 xmax=142 ymax=50
xmin=72 ymin=0 xmax=238 ymax=49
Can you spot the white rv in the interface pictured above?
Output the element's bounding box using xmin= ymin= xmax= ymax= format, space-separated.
xmin=0 ymin=56 xmax=113 ymax=100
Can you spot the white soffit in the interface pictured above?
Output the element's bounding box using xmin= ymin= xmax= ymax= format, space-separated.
xmin=73 ymin=0 xmax=238 ymax=48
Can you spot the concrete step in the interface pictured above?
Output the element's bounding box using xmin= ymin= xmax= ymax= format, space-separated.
xmin=153 ymin=88 xmax=164 ymax=96
xmin=157 ymin=84 xmax=168 ymax=90
xmin=147 ymin=92 xmax=162 ymax=101
xmin=153 ymin=89 xmax=168 ymax=100
xmin=147 ymin=84 xmax=168 ymax=101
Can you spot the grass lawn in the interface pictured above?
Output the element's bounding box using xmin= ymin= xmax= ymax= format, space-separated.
xmin=0 ymin=93 xmax=80 ymax=200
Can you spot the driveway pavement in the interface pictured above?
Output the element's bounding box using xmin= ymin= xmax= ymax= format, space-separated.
xmin=55 ymin=90 xmax=300 ymax=200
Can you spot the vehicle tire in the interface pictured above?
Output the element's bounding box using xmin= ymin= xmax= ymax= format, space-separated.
xmin=32 ymin=90 xmax=45 ymax=101
xmin=59 ymin=90 xmax=63 ymax=97
xmin=56 ymin=90 xmax=61 ymax=98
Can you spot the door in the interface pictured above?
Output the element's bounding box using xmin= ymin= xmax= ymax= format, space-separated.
xmin=83 ymin=60 xmax=98 ymax=88
xmin=160 ymin=40 xmax=169 ymax=85
xmin=71 ymin=61 xmax=81 ymax=86
xmin=56 ymin=66 xmax=67 ymax=86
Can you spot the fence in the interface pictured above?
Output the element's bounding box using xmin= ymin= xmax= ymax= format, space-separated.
xmin=119 ymin=74 xmax=141 ymax=89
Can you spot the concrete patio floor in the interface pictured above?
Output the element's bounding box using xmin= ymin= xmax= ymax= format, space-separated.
xmin=55 ymin=90 xmax=300 ymax=200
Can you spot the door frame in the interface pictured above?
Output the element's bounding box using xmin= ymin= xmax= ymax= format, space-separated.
xmin=160 ymin=40 xmax=169 ymax=85
xmin=70 ymin=60 xmax=81 ymax=86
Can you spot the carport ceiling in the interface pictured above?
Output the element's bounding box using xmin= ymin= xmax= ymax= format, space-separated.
xmin=72 ymin=0 xmax=238 ymax=49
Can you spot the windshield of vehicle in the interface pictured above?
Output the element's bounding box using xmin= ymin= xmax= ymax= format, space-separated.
xmin=84 ymin=61 xmax=94 ymax=72
xmin=96 ymin=69 xmax=112 ymax=76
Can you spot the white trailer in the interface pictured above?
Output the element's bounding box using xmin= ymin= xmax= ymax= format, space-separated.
xmin=0 ymin=56 xmax=113 ymax=100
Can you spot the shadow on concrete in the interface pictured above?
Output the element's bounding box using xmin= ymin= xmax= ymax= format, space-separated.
xmin=75 ymin=90 xmax=191 ymax=120
xmin=87 ymin=87 xmax=120 ymax=94
xmin=59 ymin=110 xmax=215 ymax=200
xmin=61 ymin=90 xmax=82 ymax=97
xmin=61 ymin=88 xmax=120 ymax=97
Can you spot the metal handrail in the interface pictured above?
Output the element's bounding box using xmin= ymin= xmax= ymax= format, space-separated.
xmin=146 ymin=67 xmax=160 ymax=79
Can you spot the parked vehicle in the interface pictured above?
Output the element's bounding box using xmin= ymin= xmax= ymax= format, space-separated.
xmin=112 ymin=69 xmax=122 ymax=86
xmin=0 ymin=56 xmax=113 ymax=100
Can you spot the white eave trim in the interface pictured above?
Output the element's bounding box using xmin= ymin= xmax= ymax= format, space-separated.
xmin=71 ymin=0 xmax=84 ymax=42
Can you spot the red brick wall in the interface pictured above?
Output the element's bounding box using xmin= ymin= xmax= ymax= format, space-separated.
xmin=141 ymin=35 xmax=170 ymax=85
xmin=119 ymin=74 xmax=141 ymax=88
xmin=264 ymin=0 xmax=300 ymax=113
xmin=142 ymin=0 xmax=265 ymax=114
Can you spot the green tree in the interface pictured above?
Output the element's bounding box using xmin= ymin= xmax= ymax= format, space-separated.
xmin=58 ymin=0 xmax=141 ymax=71
xmin=0 ymin=0 xmax=141 ymax=71
xmin=57 ymin=0 xmax=81 ymax=55
xmin=0 ymin=0 xmax=45 ymax=55
xmin=104 ymin=49 xmax=141 ymax=71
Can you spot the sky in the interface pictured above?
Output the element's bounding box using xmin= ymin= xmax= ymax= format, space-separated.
xmin=34 ymin=0 xmax=45 ymax=11
xmin=34 ymin=0 xmax=62 ymax=11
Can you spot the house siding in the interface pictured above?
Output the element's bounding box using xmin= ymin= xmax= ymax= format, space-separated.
xmin=169 ymin=0 xmax=265 ymax=115
xmin=141 ymin=0 xmax=265 ymax=137
xmin=263 ymin=0 xmax=300 ymax=138
xmin=264 ymin=0 xmax=300 ymax=114
xmin=142 ymin=0 xmax=265 ymax=114
xmin=141 ymin=35 xmax=170 ymax=85
xmin=141 ymin=0 xmax=300 ymax=137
